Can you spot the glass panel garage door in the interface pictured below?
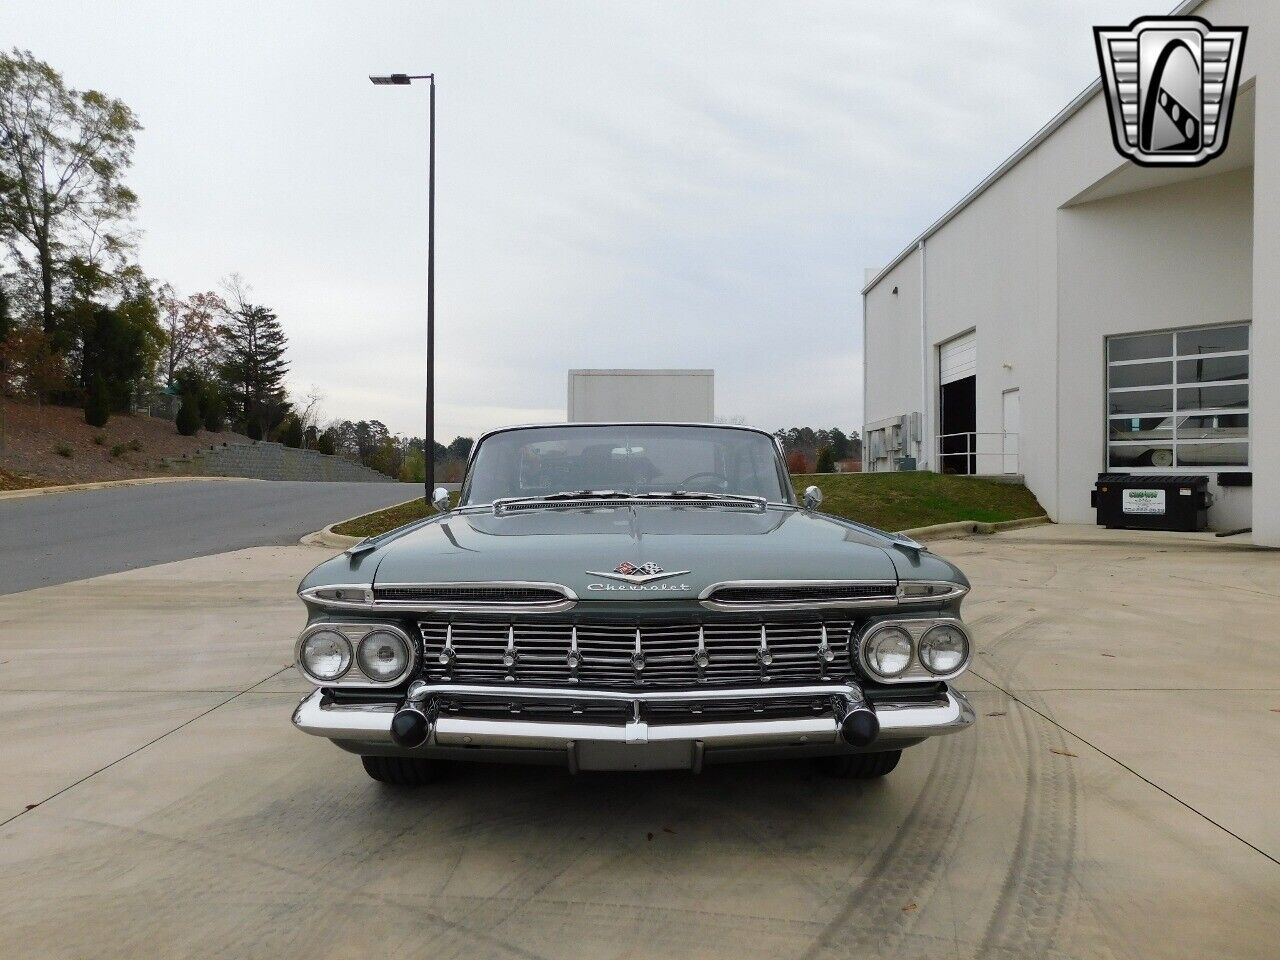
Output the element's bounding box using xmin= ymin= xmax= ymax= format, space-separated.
xmin=1106 ymin=323 xmax=1249 ymax=470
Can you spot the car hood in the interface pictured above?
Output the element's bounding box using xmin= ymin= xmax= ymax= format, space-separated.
xmin=358 ymin=505 xmax=907 ymax=598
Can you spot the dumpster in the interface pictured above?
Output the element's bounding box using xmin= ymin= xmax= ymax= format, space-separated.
xmin=1091 ymin=474 xmax=1211 ymax=531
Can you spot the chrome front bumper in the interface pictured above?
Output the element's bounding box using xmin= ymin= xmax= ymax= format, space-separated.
xmin=292 ymin=681 xmax=976 ymax=771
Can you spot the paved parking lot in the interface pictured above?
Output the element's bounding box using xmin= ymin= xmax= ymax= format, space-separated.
xmin=1 ymin=527 xmax=1277 ymax=959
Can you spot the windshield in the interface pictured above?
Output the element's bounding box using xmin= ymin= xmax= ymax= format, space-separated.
xmin=462 ymin=425 xmax=790 ymax=505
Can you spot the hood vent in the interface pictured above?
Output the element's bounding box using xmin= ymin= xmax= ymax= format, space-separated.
xmin=700 ymin=581 xmax=898 ymax=611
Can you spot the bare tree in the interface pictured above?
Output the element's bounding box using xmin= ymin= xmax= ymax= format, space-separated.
xmin=295 ymin=385 xmax=325 ymax=448
xmin=156 ymin=283 xmax=222 ymax=386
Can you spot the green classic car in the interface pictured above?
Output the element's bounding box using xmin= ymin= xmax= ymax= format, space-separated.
xmin=292 ymin=423 xmax=975 ymax=783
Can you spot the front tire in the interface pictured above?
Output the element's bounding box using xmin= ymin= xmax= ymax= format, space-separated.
xmin=817 ymin=750 xmax=902 ymax=779
xmin=361 ymin=755 xmax=446 ymax=786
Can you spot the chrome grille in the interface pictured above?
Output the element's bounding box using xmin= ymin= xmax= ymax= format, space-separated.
xmin=418 ymin=618 xmax=854 ymax=687
xmin=704 ymin=583 xmax=897 ymax=606
xmin=374 ymin=585 xmax=567 ymax=605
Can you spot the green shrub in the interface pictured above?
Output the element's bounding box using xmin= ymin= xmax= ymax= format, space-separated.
xmin=815 ymin=446 xmax=835 ymax=473
xmin=55 ymin=444 xmax=73 ymax=458
xmin=110 ymin=443 xmax=126 ymax=458
xmin=277 ymin=413 xmax=304 ymax=448
xmin=84 ymin=376 xmax=110 ymax=428
xmin=127 ymin=438 xmax=142 ymax=452
xmin=316 ymin=430 xmax=336 ymax=456
xmin=175 ymin=393 xmax=202 ymax=436
xmin=201 ymin=393 xmax=225 ymax=432
xmin=91 ymin=435 xmax=106 ymax=446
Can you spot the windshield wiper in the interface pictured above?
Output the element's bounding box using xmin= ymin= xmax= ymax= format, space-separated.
xmin=539 ymin=490 xmax=629 ymax=500
xmin=639 ymin=490 xmax=767 ymax=506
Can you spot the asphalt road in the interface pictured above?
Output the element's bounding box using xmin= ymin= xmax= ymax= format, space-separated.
xmin=0 ymin=480 xmax=416 ymax=594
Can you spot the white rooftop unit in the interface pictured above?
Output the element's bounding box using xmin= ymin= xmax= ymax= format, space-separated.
xmin=567 ymin=369 xmax=714 ymax=423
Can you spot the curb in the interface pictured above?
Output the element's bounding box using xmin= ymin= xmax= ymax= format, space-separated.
xmin=300 ymin=496 xmax=425 ymax=550
xmin=899 ymin=515 xmax=1051 ymax=542
xmin=300 ymin=523 xmax=364 ymax=550
xmin=0 ymin=475 xmax=258 ymax=502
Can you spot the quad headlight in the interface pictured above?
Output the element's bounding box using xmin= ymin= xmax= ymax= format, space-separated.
xmin=859 ymin=619 xmax=971 ymax=682
xmin=357 ymin=630 xmax=411 ymax=682
xmin=863 ymin=625 xmax=914 ymax=678
xmin=297 ymin=624 xmax=415 ymax=686
xmin=299 ymin=629 xmax=352 ymax=681
xmin=919 ymin=623 xmax=969 ymax=675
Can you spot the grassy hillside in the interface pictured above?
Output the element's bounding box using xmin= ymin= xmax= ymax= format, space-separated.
xmin=791 ymin=472 xmax=1044 ymax=531
xmin=331 ymin=472 xmax=1044 ymax=539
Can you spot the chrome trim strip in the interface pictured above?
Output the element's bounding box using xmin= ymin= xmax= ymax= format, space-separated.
xmin=294 ymin=621 xmax=417 ymax=689
xmin=299 ymin=580 xmax=579 ymax=615
xmin=405 ymin=680 xmax=863 ymax=704
xmin=698 ymin=579 xmax=900 ymax=611
xmin=895 ymin=580 xmax=970 ymax=604
xmin=291 ymin=686 xmax=976 ymax=746
xmin=856 ymin=617 xmax=972 ymax=684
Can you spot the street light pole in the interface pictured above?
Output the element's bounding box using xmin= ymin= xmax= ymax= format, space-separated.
xmin=370 ymin=72 xmax=436 ymax=502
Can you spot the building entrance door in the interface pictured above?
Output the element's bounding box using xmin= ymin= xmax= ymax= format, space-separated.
xmin=1002 ymin=388 xmax=1020 ymax=474
xmin=939 ymin=332 xmax=976 ymax=474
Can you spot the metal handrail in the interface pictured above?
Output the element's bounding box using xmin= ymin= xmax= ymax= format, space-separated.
xmin=934 ymin=431 xmax=1018 ymax=474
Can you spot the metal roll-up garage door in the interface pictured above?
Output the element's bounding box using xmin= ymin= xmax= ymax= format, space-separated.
xmin=939 ymin=331 xmax=976 ymax=384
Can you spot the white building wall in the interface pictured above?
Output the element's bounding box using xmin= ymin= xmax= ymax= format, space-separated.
xmin=1057 ymin=169 xmax=1254 ymax=527
xmin=861 ymin=0 xmax=1273 ymax=540
xmin=1250 ymin=3 xmax=1280 ymax=546
xmin=862 ymin=250 xmax=924 ymax=469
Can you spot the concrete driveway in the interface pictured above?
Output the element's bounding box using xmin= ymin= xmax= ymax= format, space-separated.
xmin=1 ymin=527 xmax=1276 ymax=959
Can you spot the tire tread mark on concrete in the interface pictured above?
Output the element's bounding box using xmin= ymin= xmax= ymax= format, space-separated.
xmin=971 ymin=608 xmax=1083 ymax=960
xmin=797 ymin=728 xmax=978 ymax=960
xmin=976 ymin=695 xmax=1081 ymax=960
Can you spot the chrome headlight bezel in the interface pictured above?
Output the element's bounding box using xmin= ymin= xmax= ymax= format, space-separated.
xmin=861 ymin=625 xmax=914 ymax=678
xmin=298 ymin=628 xmax=353 ymax=681
xmin=918 ymin=622 xmax=971 ymax=676
xmin=296 ymin=622 xmax=416 ymax=687
xmin=356 ymin=629 xmax=412 ymax=683
xmin=856 ymin=617 xmax=972 ymax=683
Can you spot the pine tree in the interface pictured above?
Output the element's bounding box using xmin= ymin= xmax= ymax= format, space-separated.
xmin=816 ymin=446 xmax=835 ymax=473
xmin=218 ymin=303 xmax=289 ymax=438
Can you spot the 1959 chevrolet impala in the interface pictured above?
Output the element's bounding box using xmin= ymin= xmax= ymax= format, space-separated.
xmin=292 ymin=423 xmax=975 ymax=783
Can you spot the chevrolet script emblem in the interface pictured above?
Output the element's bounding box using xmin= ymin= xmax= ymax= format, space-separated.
xmin=1094 ymin=16 xmax=1247 ymax=168
xmin=586 ymin=561 xmax=690 ymax=585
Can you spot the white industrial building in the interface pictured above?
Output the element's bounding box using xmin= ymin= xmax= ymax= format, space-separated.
xmin=861 ymin=0 xmax=1279 ymax=546
xmin=567 ymin=369 xmax=714 ymax=423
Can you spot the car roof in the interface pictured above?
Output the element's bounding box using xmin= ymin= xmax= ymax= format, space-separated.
xmin=472 ymin=422 xmax=776 ymax=444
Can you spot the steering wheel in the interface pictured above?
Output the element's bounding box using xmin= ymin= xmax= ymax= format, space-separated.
xmin=675 ymin=471 xmax=730 ymax=491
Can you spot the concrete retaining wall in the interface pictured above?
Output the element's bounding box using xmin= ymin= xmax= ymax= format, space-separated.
xmin=169 ymin=442 xmax=393 ymax=482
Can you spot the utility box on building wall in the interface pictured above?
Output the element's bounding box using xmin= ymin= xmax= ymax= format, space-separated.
xmin=567 ymin=369 xmax=714 ymax=423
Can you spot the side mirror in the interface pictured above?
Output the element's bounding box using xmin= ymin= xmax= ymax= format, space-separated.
xmin=803 ymin=485 xmax=823 ymax=511
xmin=432 ymin=487 xmax=451 ymax=513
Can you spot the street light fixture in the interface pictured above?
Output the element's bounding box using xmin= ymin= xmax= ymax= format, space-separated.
xmin=369 ymin=71 xmax=436 ymax=501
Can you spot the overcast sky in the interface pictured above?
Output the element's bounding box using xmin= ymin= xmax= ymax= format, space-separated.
xmin=2 ymin=0 xmax=1156 ymax=439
